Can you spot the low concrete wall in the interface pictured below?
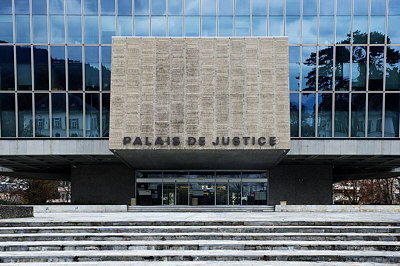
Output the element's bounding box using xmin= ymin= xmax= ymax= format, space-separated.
xmin=33 ymin=205 xmax=127 ymax=213
xmin=0 ymin=205 xmax=33 ymax=219
xmin=275 ymin=205 xmax=400 ymax=212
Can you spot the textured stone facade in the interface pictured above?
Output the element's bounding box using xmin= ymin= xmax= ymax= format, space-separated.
xmin=110 ymin=37 xmax=290 ymax=152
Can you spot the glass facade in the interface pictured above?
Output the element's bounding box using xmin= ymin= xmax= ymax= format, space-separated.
xmin=0 ymin=0 xmax=399 ymax=138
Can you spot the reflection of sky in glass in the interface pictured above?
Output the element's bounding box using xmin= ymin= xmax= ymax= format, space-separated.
xmin=50 ymin=0 xmax=64 ymax=14
xmin=370 ymin=16 xmax=385 ymax=44
xmin=185 ymin=16 xmax=199 ymax=36
xmin=389 ymin=0 xmax=400 ymax=15
xmin=0 ymin=0 xmax=12 ymax=15
xmin=85 ymin=47 xmax=98 ymax=63
xmin=219 ymin=0 xmax=233 ymax=15
xmin=252 ymin=16 xmax=266 ymax=36
xmin=202 ymin=16 xmax=216 ymax=36
xmin=286 ymin=16 xmax=300 ymax=44
xmin=67 ymin=0 xmax=81 ymax=15
xmin=371 ymin=0 xmax=386 ymax=16
xmin=101 ymin=16 xmax=116 ymax=43
xmin=289 ymin=47 xmax=300 ymax=91
xmin=185 ymin=0 xmax=199 ymax=15
xmin=354 ymin=0 xmax=368 ymax=15
xmin=320 ymin=0 xmax=334 ymax=15
xmin=336 ymin=0 xmax=351 ymax=16
xmin=236 ymin=0 xmax=250 ymax=16
xmin=319 ymin=16 xmax=334 ymax=44
xmin=252 ymin=0 xmax=266 ymax=16
xmin=286 ymin=0 xmax=300 ymax=16
xmin=269 ymin=0 xmax=283 ymax=15
xmin=16 ymin=15 xmax=30 ymax=43
xmin=302 ymin=16 xmax=317 ymax=44
xmin=269 ymin=16 xmax=284 ymax=36
xmin=219 ymin=16 xmax=233 ymax=36
xmin=135 ymin=0 xmax=149 ymax=15
xmin=168 ymin=0 xmax=182 ymax=15
xmin=32 ymin=0 xmax=47 ymax=14
xmin=151 ymin=16 xmax=166 ymax=36
xmin=0 ymin=15 xmax=13 ymax=43
xmin=15 ymin=0 xmax=30 ymax=14
xmin=33 ymin=15 xmax=48 ymax=43
xmin=101 ymin=0 xmax=115 ymax=15
xmin=67 ymin=16 xmax=82 ymax=44
xmin=118 ymin=0 xmax=132 ymax=15
xmin=336 ymin=16 xmax=351 ymax=43
xmin=134 ymin=16 xmax=149 ymax=36
xmin=85 ymin=0 xmax=98 ymax=15
xmin=203 ymin=0 xmax=216 ymax=16
xmin=84 ymin=16 xmax=98 ymax=43
xmin=303 ymin=0 xmax=317 ymax=16
xmin=152 ymin=0 xmax=166 ymax=15
xmin=118 ymin=16 xmax=132 ymax=36
xmin=235 ymin=16 xmax=250 ymax=36
xmin=388 ymin=16 xmax=400 ymax=44
xmin=353 ymin=16 xmax=368 ymax=44
xmin=168 ymin=16 xmax=182 ymax=36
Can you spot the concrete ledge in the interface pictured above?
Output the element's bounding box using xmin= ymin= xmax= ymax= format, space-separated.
xmin=33 ymin=205 xmax=127 ymax=213
xmin=275 ymin=205 xmax=400 ymax=212
xmin=0 ymin=205 xmax=33 ymax=219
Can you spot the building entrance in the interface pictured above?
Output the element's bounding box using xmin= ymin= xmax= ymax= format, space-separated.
xmin=135 ymin=171 xmax=268 ymax=206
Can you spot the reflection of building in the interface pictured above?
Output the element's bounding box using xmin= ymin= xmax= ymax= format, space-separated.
xmin=0 ymin=0 xmax=400 ymax=206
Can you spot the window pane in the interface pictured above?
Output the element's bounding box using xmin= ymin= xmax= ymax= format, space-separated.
xmin=185 ymin=0 xmax=199 ymax=15
xmin=319 ymin=16 xmax=334 ymax=44
xmin=354 ymin=0 xmax=368 ymax=15
xmin=235 ymin=16 xmax=250 ymax=36
xmin=336 ymin=16 xmax=351 ymax=44
xmin=318 ymin=46 xmax=333 ymax=91
xmin=368 ymin=94 xmax=383 ymax=137
xmin=302 ymin=16 xmax=317 ymax=44
xmin=252 ymin=0 xmax=266 ymax=15
xmin=290 ymin=93 xmax=299 ymax=137
xmin=334 ymin=93 xmax=349 ymax=137
xmin=85 ymin=47 xmax=99 ymax=91
xmin=17 ymin=46 xmax=32 ymax=91
xmin=118 ymin=16 xmax=133 ymax=36
xmin=0 ymin=46 xmax=15 ymax=91
xmin=68 ymin=47 xmax=83 ymax=91
xmin=302 ymin=46 xmax=316 ymax=91
xmin=15 ymin=0 xmax=30 ymax=14
xmin=318 ymin=93 xmax=332 ymax=137
xmin=69 ymin=93 xmax=83 ymax=137
xmin=50 ymin=15 xmax=65 ymax=44
xmin=370 ymin=16 xmax=385 ymax=44
xmin=218 ymin=16 xmax=233 ymax=36
xmin=134 ymin=16 xmax=149 ymax=36
xmin=151 ymin=16 xmax=166 ymax=36
xmin=269 ymin=0 xmax=283 ymax=15
xmin=371 ymin=0 xmax=386 ymax=15
xmin=51 ymin=46 xmax=66 ymax=90
xmin=269 ymin=16 xmax=284 ymax=36
xmin=286 ymin=16 xmax=300 ymax=44
xmin=67 ymin=16 xmax=82 ymax=44
xmin=101 ymin=0 xmax=115 ymax=15
xmin=202 ymin=0 xmax=216 ymax=15
xmin=335 ymin=46 xmax=350 ymax=91
xmin=102 ymin=93 xmax=110 ymax=136
xmin=286 ymin=0 xmax=300 ymax=15
xmin=101 ymin=16 xmax=116 ymax=44
xmin=168 ymin=16 xmax=182 ymax=36
xmin=67 ymin=0 xmax=81 ymax=15
xmin=34 ymin=46 xmax=49 ymax=90
xmin=85 ymin=93 xmax=100 ymax=137
xmin=0 ymin=15 xmax=13 ymax=43
xmin=118 ymin=0 xmax=132 ymax=15
xmin=320 ymin=0 xmax=334 ymax=15
xmin=303 ymin=0 xmax=317 ymax=15
xmin=388 ymin=16 xmax=400 ymax=44
xmin=389 ymin=0 xmax=400 ymax=15
xmin=84 ymin=16 xmax=99 ymax=43
xmin=202 ymin=16 xmax=216 ymax=36
xmin=0 ymin=0 xmax=12 ymax=15
xmin=352 ymin=46 xmax=367 ymax=91
xmin=301 ymin=93 xmax=316 ymax=137
xmin=252 ymin=16 xmax=266 ymax=36
xmin=152 ymin=0 xmax=166 ymax=15
xmin=33 ymin=15 xmax=48 ymax=43
xmin=35 ymin=93 xmax=50 ymax=137
xmin=386 ymin=46 xmax=400 ymax=90
xmin=0 ymin=93 xmax=15 ymax=137
xmin=353 ymin=16 xmax=368 ymax=44
xmin=351 ymin=93 xmax=366 ymax=137
xmin=185 ymin=16 xmax=199 ymax=36
xmin=236 ymin=0 xmax=249 ymax=15
xmin=289 ymin=46 xmax=300 ymax=91
xmin=101 ymin=47 xmax=111 ymax=91
xmin=168 ymin=0 xmax=182 ymax=15
xmin=84 ymin=0 xmax=98 ymax=15
xmin=18 ymin=94 xmax=33 ymax=137
xmin=50 ymin=0 xmax=64 ymax=14
xmin=219 ymin=0 xmax=233 ymax=15
xmin=385 ymin=93 xmax=400 ymax=137
xmin=52 ymin=93 xmax=66 ymax=137
xmin=33 ymin=0 xmax=47 ymax=14
xmin=16 ymin=15 xmax=30 ymax=43
xmin=369 ymin=46 xmax=384 ymax=91
xmin=135 ymin=0 xmax=149 ymax=15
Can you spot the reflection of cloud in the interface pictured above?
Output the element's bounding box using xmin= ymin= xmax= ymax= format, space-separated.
xmin=302 ymin=16 xmax=317 ymax=44
xmin=185 ymin=0 xmax=199 ymax=14
xmin=286 ymin=17 xmax=300 ymax=43
xmin=319 ymin=16 xmax=334 ymax=44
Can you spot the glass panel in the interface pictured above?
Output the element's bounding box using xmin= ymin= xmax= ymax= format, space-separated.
xmin=389 ymin=0 xmax=400 ymax=15
xmin=286 ymin=16 xmax=300 ymax=44
xmin=353 ymin=16 xmax=368 ymax=44
xmin=85 ymin=46 xmax=99 ymax=91
xmin=185 ymin=0 xmax=199 ymax=15
xmin=85 ymin=93 xmax=100 ymax=137
xmin=168 ymin=16 xmax=182 ymax=36
xmin=216 ymin=184 xmax=228 ymax=205
xmin=84 ymin=16 xmax=99 ymax=43
xmin=151 ymin=16 xmax=166 ymax=36
xmin=0 ymin=0 xmax=12 ymax=15
xmin=176 ymin=183 xmax=188 ymax=205
xmin=318 ymin=46 xmax=333 ymax=91
xmin=202 ymin=0 xmax=216 ymax=15
xmin=354 ymin=0 xmax=368 ymax=15
xmin=352 ymin=46 xmax=367 ymax=91
xmin=369 ymin=46 xmax=384 ymax=91
xmin=0 ymin=15 xmax=13 ymax=43
xmin=242 ymin=183 xmax=267 ymax=205
xmin=50 ymin=15 xmax=65 ymax=44
xmin=163 ymin=183 xmax=175 ymax=205
xmin=219 ymin=0 xmax=233 ymax=15
xmin=269 ymin=0 xmax=283 ymax=15
xmin=101 ymin=47 xmax=111 ymax=91
xmin=189 ymin=183 xmax=215 ymax=205
xmin=320 ymin=0 xmax=334 ymax=15
xmin=301 ymin=93 xmax=316 ymax=137
xmin=51 ymin=46 xmax=66 ymax=91
xmin=289 ymin=46 xmax=300 ymax=91
xmin=101 ymin=0 xmax=115 ymax=15
xmin=202 ymin=16 xmax=216 ymax=36
xmin=229 ymin=183 xmax=241 ymax=205
xmin=185 ymin=16 xmax=199 ymax=36
xmin=35 ymin=93 xmax=50 ymax=137
xmin=290 ymin=93 xmax=299 ymax=137
xmin=67 ymin=16 xmax=82 ymax=44
xmin=388 ymin=16 xmax=400 ymax=44
xmin=68 ymin=46 xmax=82 ymax=91
xmin=152 ymin=0 xmax=166 ymax=15
xmin=67 ymin=0 xmax=81 ymax=15
xmin=385 ymin=93 xmax=400 ymax=137
xmin=102 ymin=93 xmax=110 ymax=136
xmin=137 ymin=183 xmax=162 ymax=205
xmin=252 ymin=0 xmax=266 ymax=15
xmin=34 ymin=46 xmax=49 ymax=90
xmin=0 ymin=46 xmax=15 ymax=91
xmin=336 ymin=16 xmax=351 ymax=44
xmin=51 ymin=93 xmax=66 ymax=137
xmin=269 ymin=16 xmax=284 ymax=36
xmin=15 ymin=0 xmax=30 ymax=14
xmin=16 ymin=15 xmax=30 ymax=43
xmin=17 ymin=46 xmax=32 ymax=91
xmin=252 ymin=16 xmax=266 ymax=36
xmin=302 ymin=16 xmax=317 ymax=44
xmin=386 ymin=46 xmax=400 ymax=90
xmin=368 ymin=93 xmax=383 ymax=137
xmin=218 ymin=16 xmax=233 ymax=36
xmin=134 ymin=16 xmax=150 ymax=36
xmin=33 ymin=15 xmax=48 ymax=43
xmin=319 ymin=16 xmax=334 ymax=44
xmin=235 ymin=0 xmax=250 ymax=15
xmin=118 ymin=16 xmax=132 ymax=36
xmin=302 ymin=46 xmax=316 ymax=91
xmin=69 ymin=93 xmax=83 ymax=137
xmin=101 ymin=16 xmax=116 ymax=44
xmin=303 ymin=0 xmax=317 ymax=15
xmin=18 ymin=94 xmax=33 ymax=137
xmin=0 ymin=93 xmax=15 ymax=137
xmin=371 ymin=0 xmax=386 ymax=15
xmin=168 ymin=0 xmax=182 ymax=15
xmin=370 ymin=16 xmax=385 ymax=44
xmin=335 ymin=46 xmax=350 ymax=91
xmin=49 ymin=0 xmax=64 ymax=14
xmin=334 ymin=93 xmax=349 ymax=137
xmin=118 ymin=0 xmax=132 ymax=15
xmin=135 ymin=0 xmax=149 ymax=15
xmin=351 ymin=93 xmax=366 ymax=137
xmin=235 ymin=16 xmax=250 ymax=36
xmin=318 ymin=93 xmax=332 ymax=137
xmin=84 ymin=0 xmax=98 ymax=15
xmin=286 ymin=0 xmax=300 ymax=15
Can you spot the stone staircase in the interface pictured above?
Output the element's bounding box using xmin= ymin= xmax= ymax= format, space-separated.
xmin=0 ymin=220 xmax=399 ymax=264
xmin=128 ymin=205 xmax=275 ymax=212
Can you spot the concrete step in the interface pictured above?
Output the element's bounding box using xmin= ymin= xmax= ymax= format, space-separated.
xmin=0 ymin=249 xmax=399 ymax=263
xmin=1 ymin=225 xmax=399 ymax=234
xmin=0 ymin=240 xmax=399 ymax=252
xmin=127 ymin=206 xmax=275 ymax=212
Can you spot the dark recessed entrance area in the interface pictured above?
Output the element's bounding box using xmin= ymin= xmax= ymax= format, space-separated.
xmin=135 ymin=171 xmax=269 ymax=206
